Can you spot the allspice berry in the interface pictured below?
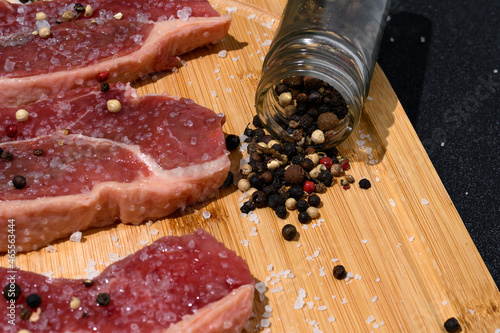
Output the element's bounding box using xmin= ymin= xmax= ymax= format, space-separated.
xmin=303 ymin=76 xmax=323 ymax=90
xmin=284 ymin=165 xmax=305 ymax=184
xmin=317 ymin=112 xmax=339 ymax=132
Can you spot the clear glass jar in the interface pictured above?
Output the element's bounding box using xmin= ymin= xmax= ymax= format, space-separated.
xmin=255 ymin=0 xmax=391 ymax=148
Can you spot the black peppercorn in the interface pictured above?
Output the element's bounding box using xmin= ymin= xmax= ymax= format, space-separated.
xmin=443 ymin=317 xmax=461 ymax=333
xmin=275 ymin=205 xmax=287 ymax=219
xmin=281 ymin=224 xmax=297 ymax=240
xmin=83 ymin=279 xmax=94 ymax=287
xmin=296 ymin=199 xmax=309 ymax=212
xmin=251 ymin=191 xmax=267 ymax=208
xmin=253 ymin=128 xmax=265 ymax=140
xmin=267 ymin=193 xmax=284 ymax=210
xmin=19 ymin=306 xmax=31 ymax=320
xmin=282 ymin=143 xmax=296 ymax=157
xmin=220 ymin=171 xmax=233 ymax=188
xmin=301 ymin=158 xmax=315 ymax=172
xmin=240 ymin=200 xmax=255 ymax=214
xmin=55 ymin=18 xmax=63 ymax=24
xmin=308 ymin=194 xmax=321 ymax=207
xmin=317 ymin=170 xmax=334 ymax=186
xmin=275 ymin=83 xmax=289 ymax=95
xmin=13 ymin=175 xmax=27 ymax=189
xmin=243 ymin=126 xmax=253 ymax=138
xmin=1 ymin=150 xmax=13 ymax=162
xmin=289 ymin=185 xmax=304 ymax=200
xmin=100 ymin=82 xmax=110 ymax=92
xmin=34 ymin=148 xmax=44 ymax=156
xmin=299 ymin=115 xmax=314 ymax=129
xmin=291 ymin=155 xmax=304 ymax=165
xmin=0 ymin=147 xmax=3 ymax=155
xmin=26 ymin=293 xmax=42 ymax=309
xmin=298 ymin=211 xmax=310 ymax=224
xmin=248 ymin=174 xmax=263 ymax=189
xmin=271 ymin=143 xmax=281 ymax=152
xmin=252 ymin=115 xmax=264 ymax=128
xmin=333 ymin=265 xmax=347 ymax=280
xmin=225 ymin=134 xmax=240 ymax=151
xmin=3 ymin=283 xmax=21 ymax=301
xmin=96 ymin=292 xmax=111 ymax=306
xmin=359 ymin=178 xmax=371 ymax=189
xmin=74 ymin=3 xmax=85 ymax=13
xmin=296 ymin=93 xmax=308 ymax=104
xmin=308 ymin=91 xmax=322 ymax=105
xmin=260 ymin=171 xmax=273 ymax=184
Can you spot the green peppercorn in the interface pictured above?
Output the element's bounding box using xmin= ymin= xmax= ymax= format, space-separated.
xmin=3 ymin=283 xmax=21 ymax=301
xmin=96 ymin=292 xmax=111 ymax=306
xmin=333 ymin=265 xmax=347 ymax=280
xmin=444 ymin=317 xmax=461 ymax=333
xmin=282 ymin=224 xmax=297 ymax=241
xmin=26 ymin=293 xmax=42 ymax=309
xmin=13 ymin=175 xmax=27 ymax=189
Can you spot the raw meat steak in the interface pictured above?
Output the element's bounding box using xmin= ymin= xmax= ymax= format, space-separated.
xmin=0 ymin=0 xmax=222 ymax=35
xmin=0 ymin=0 xmax=231 ymax=106
xmin=1 ymin=229 xmax=255 ymax=332
xmin=0 ymin=83 xmax=230 ymax=252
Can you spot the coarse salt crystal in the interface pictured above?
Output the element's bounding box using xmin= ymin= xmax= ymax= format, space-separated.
xmin=139 ymin=239 xmax=148 ymax=246
xmin=249 ymin=227 xmax=258 ymax=236
xmin=267 ymin=264 xmax=273 ymax=271
xmin=70 ymin=231 xmax=82 ymax=242
xmin=362 ymin=239 xmax=368 ymax=244
xmin=442 ymin=300 xmax=448 ymax=305
xmin=307 ymin=301 xmax=314 ymax=309
xmin=210 ymin=91 xmax=217 ymax=98
xmin=109 ymin=253 xmax=119 ymax=262
xmin=255 ymin=282 xmax=267 ymax=293
xmin=271 ymin=287 xmax=283 ymax=293
xmin=328 ymin=316 xmax=336 ymax=322
xmin=420 ymin=36 xmax=426 ymax=43
xmin=225 ymin=87 xmax=232 ymax=93
xmin=240 ymin=239 xmax=249 ymax=247
xmin=247 ymin=13 xmax=256 ymax=20
xmin=389 ymin=199 xmax=396 ymax=207
xmin=341 ymin=298 xmax=348 ymax=304
xmin=421 ymin=198 xmax=429 ymax=205
xmin=366 ymin=316 xmax=375 ymax=323
xmin=409 ymin=236 xmax=415 ymax=242
xmin=373 ymin=323 xmax=380 ymax=329
xmin=46 ymin=245 xmax=56 ymax=253
xmin=367 ymin=96 xmax=373 ymax=100
xmin=150 ymin=229 xmax=159 ymax=236
xmin=260 ymin=319 xmax=270 ymax=327
xmin=318 ymin=305 xmax=327 ymax=311
xmin=226 ymin=6 xmax=238 ymax=14
xmin=376 ymin=177 xmax=380 ymax=182
xmin=202 ymin=211 xmax=211 ymax=219
xmin=365 ymin=147 xmax=373 ymax=154
xmin=469 ymin=309 xmax=474 ymax=315
xmin=42 ymin=271 xmax=53 ymax=278
xmin=261 ymin=39 xmax=272 ymax=47
xmin=232 ymin=56 xmax=240 ymax=62
xmin=372 ymin=296 xmax=378 ymax=303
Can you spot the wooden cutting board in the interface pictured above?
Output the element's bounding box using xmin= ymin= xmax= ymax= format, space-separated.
xmin=2 ymin=0 xmax=499 ymax=332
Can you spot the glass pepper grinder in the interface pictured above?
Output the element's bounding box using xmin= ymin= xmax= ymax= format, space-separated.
xmin=255 ymin=0 xmax=391 ymax=148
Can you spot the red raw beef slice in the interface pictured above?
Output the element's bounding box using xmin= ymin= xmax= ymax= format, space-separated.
xmin=0 ymin=0 xmax=231 ymax=106
xmin=1 ymin=229 xmax=255 ymax=332
xmin=0 ymin=83 xmax=230 ymax=252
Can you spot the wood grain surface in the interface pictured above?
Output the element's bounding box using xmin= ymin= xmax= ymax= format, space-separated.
xmin=1 ymin=0 xmax=499 ymax=332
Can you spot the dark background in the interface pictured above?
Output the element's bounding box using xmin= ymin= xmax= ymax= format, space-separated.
xmin=377 ymin=0 xmax=499 ymax=287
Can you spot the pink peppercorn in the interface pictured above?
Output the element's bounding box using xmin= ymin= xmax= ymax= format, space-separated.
xmin=319 ymin=157 xmax=333 ymax=170
xmin=303 ymin=181 xmax=315 ymax=194
xmin=340 ymin=158 xmax=350 ymax=170
xmin=97 ymin=71 xmax=109 ymax=82
xmin=5 ymin=124 xmax=18 ymax=138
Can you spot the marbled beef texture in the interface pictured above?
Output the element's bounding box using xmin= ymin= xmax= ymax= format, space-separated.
xmin=0 ymin=83 xmax=230 ymax=252
xmin=0 ymin=0 xmax=231 ymax=106
xmin=1 ymin=229 xmax=255 ymax=333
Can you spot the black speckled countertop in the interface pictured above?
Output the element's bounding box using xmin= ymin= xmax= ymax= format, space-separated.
xmin=377 ymin=0 xmax=499 ymax=287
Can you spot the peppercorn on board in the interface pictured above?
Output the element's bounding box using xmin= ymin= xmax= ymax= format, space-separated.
xmin=1 ymin=0 xmax=499 ymax=332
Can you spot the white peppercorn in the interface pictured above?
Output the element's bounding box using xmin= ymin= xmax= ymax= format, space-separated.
xmin=38 ymin=27 xmax=50 ymax=38
xmin=84 ymin=5 xmax=93 ymax=17
xmin=306 ymin=206 xmax=319 ymax=219
xmin=35 ymin=12 xmax=47 ymax=21
xmin=311 ymin=129 xmax=325 ymax=144
xmin=238 ymin=179 xmax=251 ymax=192
xmin=278 ymin=92 xmax=292 ymax=107
xmin=267 ymin=159 xmax=280 ymax=171
xmin=107 ymin=99 xmax=121 ymax=113
xmin=15 ymin=109 xmax=29 ymax=122
xmin=305 ymin=153 xmax=319 ymax=166
xmin=285 ymin=198 xmax=297 ymax=210
xmin=70 ymin=296 xmax=81 ymax=310
xmin=240 ymin=164 xmax=252 ymax=177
